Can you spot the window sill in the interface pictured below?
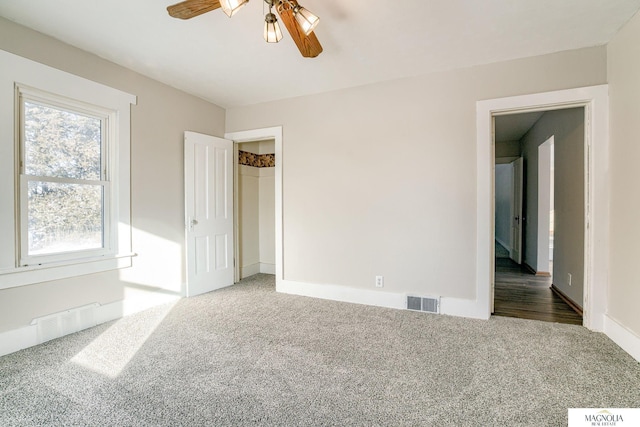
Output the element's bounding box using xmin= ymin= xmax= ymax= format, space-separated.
xmin=0 ymin=253 xmax=136 ymax=290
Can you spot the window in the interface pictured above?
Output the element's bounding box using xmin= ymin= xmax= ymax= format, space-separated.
xmin=19 ymin=92 xmax=112 ymax=265
xmin=0 ymin=49 xmax=136 ymax=289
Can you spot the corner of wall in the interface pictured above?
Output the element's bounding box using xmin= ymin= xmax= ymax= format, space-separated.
xmin=604 ymin=314 xmax=640 ymax=362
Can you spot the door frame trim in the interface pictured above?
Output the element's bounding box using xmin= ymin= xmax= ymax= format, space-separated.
xmin=477 ymin=85 xmax=609 ymax=331
xmin=225 ymin=127 xmax=283 ymax=285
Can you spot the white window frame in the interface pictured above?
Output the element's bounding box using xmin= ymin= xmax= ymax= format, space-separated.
xmin=18 ymin=87 xmax=114 ymax=266
xmin=0 ymin=50 xmax=136 ymax=290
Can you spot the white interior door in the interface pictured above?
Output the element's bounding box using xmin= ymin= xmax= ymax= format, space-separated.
xmin=510 ymin=157 xmax=524 ymax=264
xmin=184 ymin=131 xmax=234 ymax=297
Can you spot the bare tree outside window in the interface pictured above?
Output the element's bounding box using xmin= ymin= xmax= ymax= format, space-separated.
xmin=22 ymin=101 xmax=105 ymax=256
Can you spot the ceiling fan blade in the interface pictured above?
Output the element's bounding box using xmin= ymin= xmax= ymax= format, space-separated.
xmin=167 ymin=0 xmax=221 ymax=20
xmin=276 ymin=0 xmax=323 ymax=58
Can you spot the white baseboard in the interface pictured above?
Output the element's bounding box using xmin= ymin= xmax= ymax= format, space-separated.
xmin=604 ymin=314 xmax=640 ymax=362
xmin=0 ymin=325 xmax=37 ymax=358
xmin=277 ymin=279 xmax=406 ymax=309
xmin=0 ymin=294 xmax=180 ymax=358
xmin=259 ymin=263 xmax=275 ymax=275
xmin=241 ymin=263 xmax=275 ymax=278
xmin=6 ymin=284 xmax=636 ymax=362
xmin=241 ymin=263 xmax=260 ymax=279
xmin=276 ymin=279 xmax=488 ymax=320
xmin=440 ymin=296 xmax=490 ymax=320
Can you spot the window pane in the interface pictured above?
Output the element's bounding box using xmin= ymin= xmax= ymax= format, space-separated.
xmin=27 ymin=181 xmax=103 ymax=255
xmin=24 ymin=101 xmax=102 ymax=180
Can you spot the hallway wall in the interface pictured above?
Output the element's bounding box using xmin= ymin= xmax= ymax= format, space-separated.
xmin=520 ymin=108 xmax=584 ymax=306
xmin=495 ymin=163 xmax=513 ymax=251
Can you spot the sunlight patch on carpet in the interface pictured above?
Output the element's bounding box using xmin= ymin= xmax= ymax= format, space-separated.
xmin=70 ymin=300 xmax=178 ymax=378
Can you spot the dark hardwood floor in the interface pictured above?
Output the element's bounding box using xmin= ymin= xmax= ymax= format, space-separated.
xmin=493 ymin=257 xmax=583 ymax=325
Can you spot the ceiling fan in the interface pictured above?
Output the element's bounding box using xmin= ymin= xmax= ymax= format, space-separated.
xmin=167 ymin=0 xmax=323 ymax=58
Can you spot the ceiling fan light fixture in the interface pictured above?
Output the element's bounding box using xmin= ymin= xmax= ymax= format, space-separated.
xmin=220 ymin=0 xmax=249 ymax=17
xmin=167 ymin=0 xmax=323 ymax=57
xmin=264 ymin=12 xmax=283 ymax=43
xmin=293 ymin=5 xmax=319 ymax=35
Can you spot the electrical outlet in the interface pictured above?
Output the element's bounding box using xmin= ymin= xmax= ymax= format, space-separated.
xmin=568 ymin=273 xmax=572 ymax=286
xmin=375 ymin=276 xmax=384 ymax=288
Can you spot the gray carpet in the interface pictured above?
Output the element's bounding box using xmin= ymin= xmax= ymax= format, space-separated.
xmin=1 ymin=274 xmax=638 ymax=426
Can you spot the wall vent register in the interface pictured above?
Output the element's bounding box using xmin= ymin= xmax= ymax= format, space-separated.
xmin=407 ymin=296 xmax=440 ymax=314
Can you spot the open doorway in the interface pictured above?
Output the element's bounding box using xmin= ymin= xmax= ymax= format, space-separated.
xmin=225 ymin=126 xmax=283 ymax=287
xmin=493 ymin=109 xmax=583 ymax=325
xmin=477 ymin=85 xmax=609 ymax=331
xmin=235 ymin=139 xmax=276 ymax=280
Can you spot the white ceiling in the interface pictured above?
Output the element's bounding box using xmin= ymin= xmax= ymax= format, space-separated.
xmin=1 ymin=0 xmax=639 ymax=108
xmin=495 ymin=111 xmax=545 ymax=143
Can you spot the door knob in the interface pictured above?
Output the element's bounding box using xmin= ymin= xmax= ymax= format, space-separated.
xmin=188 ymin=218 xmax=198 ymax=230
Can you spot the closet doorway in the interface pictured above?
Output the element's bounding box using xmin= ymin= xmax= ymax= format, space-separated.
xmin=234 ymin=139 xmax=276 ymax=280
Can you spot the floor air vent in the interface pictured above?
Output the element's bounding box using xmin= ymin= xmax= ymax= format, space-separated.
xmin=407 ymin=296 xmax=440 ymax=314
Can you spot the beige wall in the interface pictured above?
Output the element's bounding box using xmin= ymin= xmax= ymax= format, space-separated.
xmin=259 ymin=173 xmax=276 ymax=267
xmin=494 ymin=164 xmax=513 ymax=250
xmin=227 ymin=47 xmax=607 ymax=299
xmin=239 ymin=166 xmax=260 ymax=272
xmin=0 ymin=18 xmax=225 ymax=333
xmin=608 ymin=11 xmax=640 ymax=337
xmin=520 ymin=109 xmax=585 ymax=305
